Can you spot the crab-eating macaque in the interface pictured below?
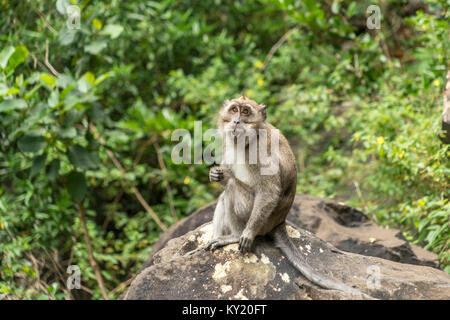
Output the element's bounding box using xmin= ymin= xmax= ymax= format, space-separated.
xmin=206 ymin=95 xmax=372 ymax=299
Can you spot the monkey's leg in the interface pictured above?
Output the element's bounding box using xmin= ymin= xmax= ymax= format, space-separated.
xmin=185 ymin=195 xmax=233 ymax=256
xmin=211 ymin=193 xmax=228 ymax=238
xmin=239 ymin=191 xmax=279 ymax=253
xmin=206 ymin=192 xmax=241 ymax=251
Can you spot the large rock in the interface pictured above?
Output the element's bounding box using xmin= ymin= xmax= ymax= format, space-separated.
xmin=140 ymin=195 xmax=439 ymax=271
xmin=123 ymin=195 xmax=449 ymax=300
xmin=123 ymin=223 xmax=450 ymax=299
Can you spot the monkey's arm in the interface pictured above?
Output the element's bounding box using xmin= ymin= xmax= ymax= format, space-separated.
xmin=210 ymin=166 xmax=254 ymax=192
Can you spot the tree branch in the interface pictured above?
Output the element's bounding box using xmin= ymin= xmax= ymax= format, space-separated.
xmin=89 ymin=124 xmax=168 ymax=231
xmin=154 ymin=142 xmax=178 ymax=222
xmin=78 ymin=202 xmax=109 ymax=300
xmin=262 ymin=26 xmax=299 ymax=71
xmin=44 ymin=40 xmax=61 ymax=77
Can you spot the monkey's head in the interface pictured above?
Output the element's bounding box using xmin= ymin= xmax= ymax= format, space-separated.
xmin=218 ymin=96 xmax=267 ymax=140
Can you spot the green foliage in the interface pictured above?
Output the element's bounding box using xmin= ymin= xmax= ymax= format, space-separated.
xmin=0 ymin=0 xmax=449 ymax=299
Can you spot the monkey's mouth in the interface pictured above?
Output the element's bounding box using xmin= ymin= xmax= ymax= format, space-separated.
xmin=231 ymin=128 xmax=244 ymax=138
xmin=224 ymin=126 xmax=244 ymax=139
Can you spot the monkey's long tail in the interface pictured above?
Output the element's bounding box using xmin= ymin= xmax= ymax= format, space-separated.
xmin=271 ymin=223 xmax=374 ymax=300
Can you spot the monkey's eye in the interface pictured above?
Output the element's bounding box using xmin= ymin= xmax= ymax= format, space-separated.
xmin=231 ymin=106 xmax=238 ymax=113
xmin=242 ymin=108 xmax=249 ymax=115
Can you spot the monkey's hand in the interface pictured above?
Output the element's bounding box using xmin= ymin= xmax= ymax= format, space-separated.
xmin=209 ymin=166 xmax=227 ymax=183
xmin=238 ymin=229 xmax=255 ymax=253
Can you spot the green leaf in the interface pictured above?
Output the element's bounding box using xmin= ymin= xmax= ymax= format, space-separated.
xmin=0 ymin=46 xmax=15 ymax=69
xmin=100 ymin=24 xmax=124 ymax=39
xmin=31 ymin=154 xmax=47 ymax=176
xmin=57 ymin=126 xmax=77 ymax=139
xmin=445 ymin=265 xmax=450 ymax=274
xmin=85 ymin=72 xmax=95 ymax=84
xmin=17 ymin=133 xmax=47 ymax=153
xmin=0 ymin=99 xmax=27 ymax=112
xmin=331 ymin=1 xmax=340 ymax=14
xmin=87 ymin=103 xmax=105 ymax=122
xmin=66 ymin=171 xmax=87 ymax=202
xmin=68 ymin=144 xmax=91 ymax=169
xmin=15 ymin=74 xmax=23 ymax=86
xmin=40 ymin=74 xmax=56 ymax=86
xmin=346 ymin=2 xmax=357 ymax=17
xmin=47 ymin=159 xmax=60 ymax=180
xmin=24 ymin=84 xmax=42 ymax=100
xmin=58 ymin=29 xmax=77 ymax=46
xmin=48 ymin=90 xmax=60 ymax=108
xmin=56 ymin=74 xmax=75 ymax=89
xmin=77 ymin=75 xmax=93 ymax=93
xmin=92 ymin=18 xmax=103 ymax=30
xmin=56 ymin=0 xmax=69 ymax=14
xmin=5 ymin=46 xmax=28 ymax=73
xmin=418 ymin=219 xmax=429 ymax=232
xmin=84 ymin=41 xmax=107 ymax=55
xmin=94 ymin=72 xmax=111 ymax=86
xmin=425 ymin=229 xmax=440 ymax=247
xmin=5 ymin=88 xmax=20 ymax=95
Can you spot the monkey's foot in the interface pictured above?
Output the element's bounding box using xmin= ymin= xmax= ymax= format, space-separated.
xmin=238 ymin=229 xmax=256 ymax=253
xmin=205 ymin=235 xmax=239 ymax=251
xmin=238 ymin=235 xmax=254 ymax=253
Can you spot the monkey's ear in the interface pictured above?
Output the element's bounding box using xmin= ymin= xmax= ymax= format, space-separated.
xmin=260 ymin=104 xmax=267 ymax=121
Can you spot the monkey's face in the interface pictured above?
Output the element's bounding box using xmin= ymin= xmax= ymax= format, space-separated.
xmin=219 ymin=97 xmax=266 ymax=142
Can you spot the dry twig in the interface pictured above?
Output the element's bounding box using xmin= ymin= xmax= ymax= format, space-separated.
xmin=133 ymin=136 xmax=158 ymax=168
xmin=78 ymin=202 xmax=109 ymax=300
xmin=154 ymin=142 xmax=178 ymax=222
xmin=89 ymin=124 xmax=168 ymax=231
xmin=262 ymin=26 xmax=299 ymax=71
xmin=45 ymin=40 xmax=61 ymax=77
xmin=33 ymin=7 xmax=58 ymax=35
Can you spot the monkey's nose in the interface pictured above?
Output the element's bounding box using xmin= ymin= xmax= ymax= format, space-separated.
xmin=233 ymin=119 xmax=240 ymax=124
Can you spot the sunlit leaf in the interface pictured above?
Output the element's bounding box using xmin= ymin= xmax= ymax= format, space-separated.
xmin=100 ymin=24 xmax=124 ymax=39
xmin=5 ymin=46 xmax=28 ymax=73
xmin=92 ymin=18 xmax=103 ymax=30
xmin=0 ymin=46 xmax=15 ymax=69
xmin=40 ymin=74 xmax=56 ymax=86
xmin=84 ymin=41 xmax=107 ymax=55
